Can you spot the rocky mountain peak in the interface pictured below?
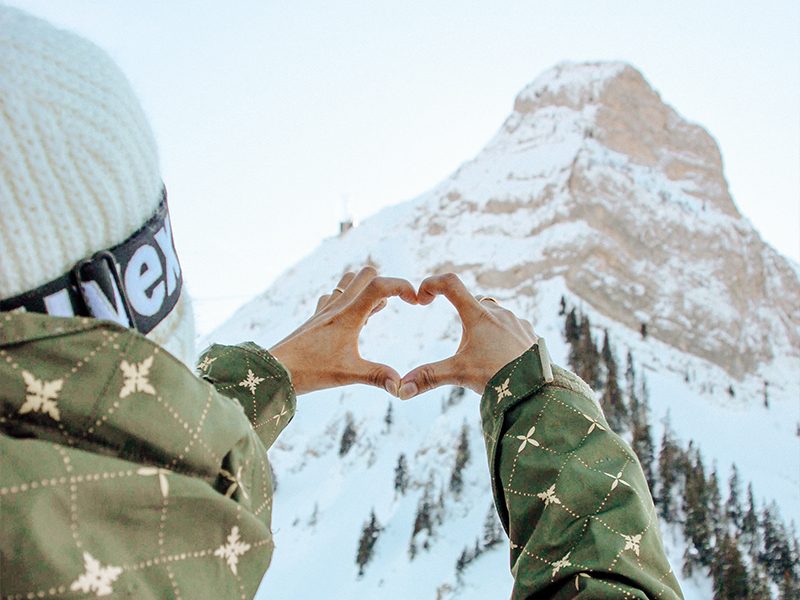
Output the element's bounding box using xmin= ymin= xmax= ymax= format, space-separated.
xmin=417 ymin=62 xmax=799 ymax=378
xmin=512 ymin=61 xmax=734 ymax=217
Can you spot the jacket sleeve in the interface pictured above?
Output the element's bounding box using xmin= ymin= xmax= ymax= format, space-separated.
xmin=196 ymin=342 xmax=296 ymax=451
xmin=480 ymin=340 xmax=683 ymax=599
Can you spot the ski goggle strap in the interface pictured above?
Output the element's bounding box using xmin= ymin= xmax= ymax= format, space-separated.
xmin=0 ymin=186 xmax=183 ymax=334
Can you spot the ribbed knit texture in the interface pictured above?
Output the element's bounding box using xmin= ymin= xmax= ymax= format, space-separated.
xmin=0 ymin=5 xmax=196 ymax=365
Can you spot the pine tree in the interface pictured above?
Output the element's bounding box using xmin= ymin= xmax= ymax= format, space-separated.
xmin=711 ymin=532 xmax=750 ymax=600
xmin=747 ymin=564 xmax=772 ymax=600
xmin=625 ymin=351 xmax=639 ymax=418
xmin=394 ymin=453 xmax=409 ymax=495
xmin=384 ymin=402 xmax=393 ymax=433
xmin=455 ymin=548 xmax=468 ymax=580
xmin=356 ymin=509 xmax=382 ymax=576
xmin=631 ymin=377 xmax=656 ymax=494
xmin=657 ymin=417 xmax=679 ymax=522
xmin=600 ymin=331 xmax=627 ymax=432
xmin=414 ymin=486 xmax=433 ymax=537
xmin=578 ymin=315 xmax=601 ymax=389
xmin=565 ymin=308 xmax=580 ymax=373
xmin=682 ymin=448 xmax=712 ymax=573
xmin=727 ymin=464 xmax=744 ymax=533
xmin=742 ymin=484 xmax=760 ymax=558
xmin=708 ymin=467 xmax=724 ymax=540
xmin=760 ymin=504 xmax=796 ymax=588
xmin=482 ymin=503 xmax=504 ymax=548
xmin=339 ymin=412 xmax=357 ymax=456
xmin=449 ymin=422 xmax=471 ymax=496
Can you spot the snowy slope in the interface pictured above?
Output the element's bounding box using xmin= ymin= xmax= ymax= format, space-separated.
xmin=205 ymin=62 xmax=800 ymax=599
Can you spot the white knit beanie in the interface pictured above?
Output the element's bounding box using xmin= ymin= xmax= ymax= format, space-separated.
xmin=0 ymin=5 xmax=196 ymax=365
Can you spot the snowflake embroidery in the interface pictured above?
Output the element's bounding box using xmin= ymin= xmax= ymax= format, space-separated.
xmin=551 ymin=552 xmax=571 ymax=577
xmin=537 ymin=484 xmax=562 ymax=507
xmin=119 ymin=356 xmax=156 ymax=398
xmin=622 ymin=533 xmax=642 ymax=556
xmin=196 ymin=355 xmax=217 ymax=373
xmin=238 ymin=370 xmax=265 ymax=396
xmin=137 ymin=467 xmax=170 ymax=498
xmin=515 ymin=425 xmax=541 ymax=453
xmin=494 ymin=378 xmax=512 ymax=403
xmin=582 ymin=413 xmax=606 ymax=434
xmin=271 ymin=404 xmax=290 ymax=425
xmin=214 ymin=526 xmax=252 ymax=575
xmin=220 ymin=466 xmax=249 ymax=500
xmin=19 ymin=371 xmax=63 ymax=421
xmin=603 ymin=470 xmax=632 ymax=491
xmin=70 ymin=552 xmax=123 ymax=596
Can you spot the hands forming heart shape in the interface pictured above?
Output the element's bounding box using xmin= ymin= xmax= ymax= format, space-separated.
xmin=269 ymin=267 xmax=538 ymax=399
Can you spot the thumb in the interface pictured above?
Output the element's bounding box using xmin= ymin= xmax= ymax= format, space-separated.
xmin=399 ymin=358 xmax=460 ymax=400
xmin=353 ymin=359 xmax=402 ymax=397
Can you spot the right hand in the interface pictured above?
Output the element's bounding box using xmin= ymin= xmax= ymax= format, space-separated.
xmin=398 ymin=273 xmax=537 ymax=399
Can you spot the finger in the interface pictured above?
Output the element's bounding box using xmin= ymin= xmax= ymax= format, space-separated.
xmin=352 ymin=359 xmax=402 ymax=396
xmin=337 ymin=265 xmax=379 ymax=302
xmin=349 ymin=277 xmax=417 ymax=318
xmin=336 ymin=271 xmax=356 ymax=290
xmin=521 ymin=319 xmax=535 ymax=335
xmin=315 ymin=294 xmax=332 ymax=313
xmin=417 ymin=273 xmax=482 ymax=322
xmin=369 ymin=298 xmax=388 ymax=317
xmin=398 ymin=357 xmax=460 ymax=400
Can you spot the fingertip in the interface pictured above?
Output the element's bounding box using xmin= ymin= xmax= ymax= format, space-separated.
xmin=400 ymin=288 xmax=418 ymax=304
xmin=398 ymin=381 xmax=418 ymax=400
xmin=384 ymin=378 xmax=399 ymax=397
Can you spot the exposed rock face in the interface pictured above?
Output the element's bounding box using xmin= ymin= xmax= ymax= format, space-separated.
xmin=419 ymin=61 xmax=799 ymax=378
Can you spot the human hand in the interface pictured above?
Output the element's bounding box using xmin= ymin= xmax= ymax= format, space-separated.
xmin=398 ymin=273 xmax=537 ymax=399
xmin=269 ymin=267 xmax=417 ymax=396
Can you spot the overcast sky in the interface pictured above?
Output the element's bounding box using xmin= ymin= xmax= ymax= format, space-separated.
xmin=9 ymin=0 xmax=799 ymax=334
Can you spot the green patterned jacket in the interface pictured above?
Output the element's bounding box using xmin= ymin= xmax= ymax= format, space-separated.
xmin=481 ymin=341 xmax=683 ymax=599
xmin=1 ymin=312 xmax=295 ymax=599
xmin=1 ymin=312 xmax=682 ymax=599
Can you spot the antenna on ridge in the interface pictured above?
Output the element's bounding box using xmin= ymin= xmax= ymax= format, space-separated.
xmin=339 ymin=194 xmax=354 ymax=235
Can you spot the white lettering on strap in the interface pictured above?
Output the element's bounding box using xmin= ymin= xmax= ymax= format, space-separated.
xmin=79 ymin=280 xmax=129 ymax=327
xmin=43 ymin=289 xmax=75 ymax=317
xmin=154 ymin=217 xmax=181 ymax=296
xmin=125 ymin=244 xmax=165 ymax=317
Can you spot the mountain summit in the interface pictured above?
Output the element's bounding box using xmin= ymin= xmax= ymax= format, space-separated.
xmin=210 ymin=62 xmax=799 ymax=600
xmin=419 ymin=61 xmax=799 ymax=378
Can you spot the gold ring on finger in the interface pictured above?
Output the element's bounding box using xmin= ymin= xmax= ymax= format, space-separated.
xmin=333 ymin=287 xmax=345 ymax=294
xmin=478 ymin=296 xmax=500 ymax=305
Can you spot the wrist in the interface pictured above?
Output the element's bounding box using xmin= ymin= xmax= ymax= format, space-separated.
xmin=269 ymin=346 xmax=306 ymax=395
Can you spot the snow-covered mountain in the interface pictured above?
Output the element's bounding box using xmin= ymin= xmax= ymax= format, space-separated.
xmin=206 ymin=62 xmax=800 ymax=599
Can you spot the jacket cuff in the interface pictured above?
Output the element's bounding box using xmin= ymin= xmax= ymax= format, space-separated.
xmin=479 ymin=339 xmax=554 ymax=531
xmin=480 ymin=338 xmax=554 ymax=424
xmin=196 ymin=342 xmax=296 ymax=449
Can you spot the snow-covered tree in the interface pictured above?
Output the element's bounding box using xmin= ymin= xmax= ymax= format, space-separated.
xmin=600 ymin=330 xmax=626 ymax=432
xmin=394 ymin=453 xmax=409 ymax=495
xmin=339 ymin=412 xmax=357 ymax=456
xmin=449 ymin=422 xmax=471 ymax=496
xmin=356 ymin=509 xmax=382 ymax=576
xmin=726 ymin=464 xmax=744 ymax=532
xmin=481 ymin=503 xmax=504 ymax=548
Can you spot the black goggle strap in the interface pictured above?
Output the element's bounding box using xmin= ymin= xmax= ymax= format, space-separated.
xmin=0 ymin=186 xmax=183 ymax=335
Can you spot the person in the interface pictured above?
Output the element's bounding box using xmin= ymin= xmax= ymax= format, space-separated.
xmin=0 ymin=6 xmax=682 ymax=599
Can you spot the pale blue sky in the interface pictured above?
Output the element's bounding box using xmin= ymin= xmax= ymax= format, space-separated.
xmin=8 ymin=0 xmax=800 ymax=333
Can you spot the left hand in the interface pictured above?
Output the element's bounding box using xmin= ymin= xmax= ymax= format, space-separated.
xmin=269 ymin=267 xmax=417 ymax=396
